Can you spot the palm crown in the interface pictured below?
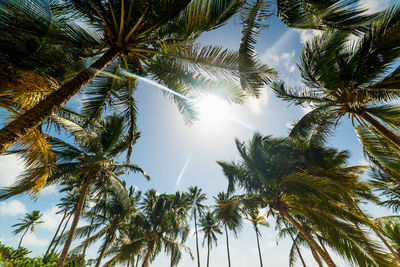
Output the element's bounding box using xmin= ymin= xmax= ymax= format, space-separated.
xmin=272 ymin=5 xmax=400 ymax=155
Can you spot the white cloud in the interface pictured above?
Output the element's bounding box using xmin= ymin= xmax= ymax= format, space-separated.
xmin=0 ymin=155 xmax=25 ymax=187
xmin=247 ymin=88 xmax=270 ymax=115
xmin=41 ymin=184 xmax=58 ymax=195
xmin=40 ymin=206 xmax=63 ymax=230
xmin=358 ymin=0 xmax=390 ymax=13
xmin=0 ymin=200 xmax=27 ymax=216
xmin=22 ymin=232 xmax=48 ymax=247
xmin=296 ymin=29 xmax=320 ymax=44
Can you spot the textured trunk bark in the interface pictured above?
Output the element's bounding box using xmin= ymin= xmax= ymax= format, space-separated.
xmin=141 ymin=241 xmax=155 ymax=267
xmin=18 ymin=227 xmax=30 ymax=248
xmin=254 ymin=226 xmax=263 ymax=267
xmin=360 ymin=112 xmax=400 ymax=150
xmin=281 ymin=209 xmax=336 ymax=267
xmin=194 ymin=211 xmax=201 ymax=267
xmin=224 ymin=224 xmax=231 ymax=267
xmin=0 ymin=46 xmax=120 ymax=154
xmin=311 ymin=247 xmax=323 ymax=267
xmin=45 ymin=207 xmax=68 ymax=256
xmin=56 ymin=176 xmax=93 ymax=267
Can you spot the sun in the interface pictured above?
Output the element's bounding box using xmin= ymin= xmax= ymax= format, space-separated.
xmin=194 ymin=94 xmax=230 ymax=125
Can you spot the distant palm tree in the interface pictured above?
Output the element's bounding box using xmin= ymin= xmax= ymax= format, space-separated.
xmin=187 ymin=186 xmax=207 ymax=267
xmin=271 ymin=5 xmax=400 ymax=165
xmin=199 ymin=211 xmax=222 ymax=267
xmin=218 ymin=134 xmax=393 ymax=267
xmin=139 ymin=190 xmax=192 ymax=267
xmin=244 ymin=209 xmax=269 ymax=267
xmin=12 ymin=210 xmax=44 ymax=248
xmin=214 ymin=191 xmax=242 ymax=267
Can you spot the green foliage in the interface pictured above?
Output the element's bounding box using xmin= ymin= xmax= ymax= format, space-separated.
xmin=0 ymin=242 xmax=89 ymax=267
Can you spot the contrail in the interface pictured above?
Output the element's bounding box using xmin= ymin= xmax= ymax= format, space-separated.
xmin=175 ymin=156 xmax=191 ymax=190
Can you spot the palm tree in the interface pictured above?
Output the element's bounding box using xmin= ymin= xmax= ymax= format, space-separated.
xmin=139 ymin=190 xmax=192 ymax=267
xmin=187 ymin=186 xmax=207 ymax=267
xmin=0 ymin=113 xmax=149 ymax=266
xmin=217 ymin=133 xmax=393 ymax=267
xmin=244 ymin=208 xmax=269 ymax=267
xmin=73 ymin=186 xmax=131 ymax=267
xmin=213 ymin=191 xmax=242 ymax=267
xmin=199 ymin=211 xmax=221 ymax=267
xmin=12 ymin=210 xmax=44 ymax=248
xmin=271 ymin=5 xmax=400 ymax=155
xmin=0 ymin=0 xmax=100 ymax=189
xmin=0 ymin=0 xmax=275 ymax=153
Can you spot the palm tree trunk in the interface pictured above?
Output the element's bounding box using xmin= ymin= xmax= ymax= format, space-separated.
xmin=0 ymin=46 xmax=121 ymax=154
xmin=297 ymin=246 xmax=307 ymax=267
xmin=51 ymin=213 xmax=72 ymax=254
xmin=224 ymin=224 xmax=231 ymax=267
xmin=45 ymin=207 xmax=68 ymax=256
xmin=207 ymin=237 xmax=210 ymax=267
xmin=94 ymin=239 xmax=108 ymax=267
xmin=56 ymin=176 xmax=93 ymax=267
xmin=80 ymin=216 xmax=95 ymax=267
xmin=194 ymin=211 xmax=201 ymax=267
xmin=18 ymin=227 xmax=30 ymax=248
xmin=254 ymin=226 xmax=263 ymax=267
xmin=285 ymin=223 xmax=307 ymax=267
xmin=311 ymin=247 xmax=323 ymax=267
xmin=360 ymin=112 xmax=400 ymax=150
xmin=281 ymin=209 xmax=337 ymax=267
xmin=141 ymin=241 xmax=155 ymax=267
xmin=136 ymin=255 xmax=140 ymax=267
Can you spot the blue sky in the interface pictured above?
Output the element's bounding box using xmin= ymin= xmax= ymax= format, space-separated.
xmin=0 ymin=0 xmax=396 ymax=266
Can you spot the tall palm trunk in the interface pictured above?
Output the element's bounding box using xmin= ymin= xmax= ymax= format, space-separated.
xmin=194 ymin=211 xmax=201 ymax=267
xmin=311 ymin=247 xmax=323 ymax=267
xmin=18 ymin=227 xmax=30 ymax=248
xmin=56 ymin=176 xmax=93 ymax=267
xmin=45 ymin=207 xmax=68 ymax=256
xmin=0 ymin=46 xmax=120 ymax=154
xmin=80 ymin=216 xmax=96 ymax=267
xmin=141 ymin=241 xmax=155 ymax=267
xmin=281 ymin=209 xmax=337 ymax=267
xmin=285 ymin=223 xmax=307 ymax=267
xmin=51 ymin=213 xmax=72 ymax=254
xmin=360 ymin=112 xmax=400 ymax=150
xmin=136 ymin=255 xmax=140 ymax=267
xmin=206 ymin=236 xmax=210 ymax=267
xmin=254 ymin=226 xmax=263 ymax=267
xmin=94 ymin=238 xmax=109 ymax=267
xmin=224 ymin=224 xmax=231 ymax=267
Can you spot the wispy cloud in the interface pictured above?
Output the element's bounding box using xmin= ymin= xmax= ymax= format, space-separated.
xmin=0 ymin=200 xmax=27 ymax=216
xmin=0 ymin=155 xmax=24 ymax=187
